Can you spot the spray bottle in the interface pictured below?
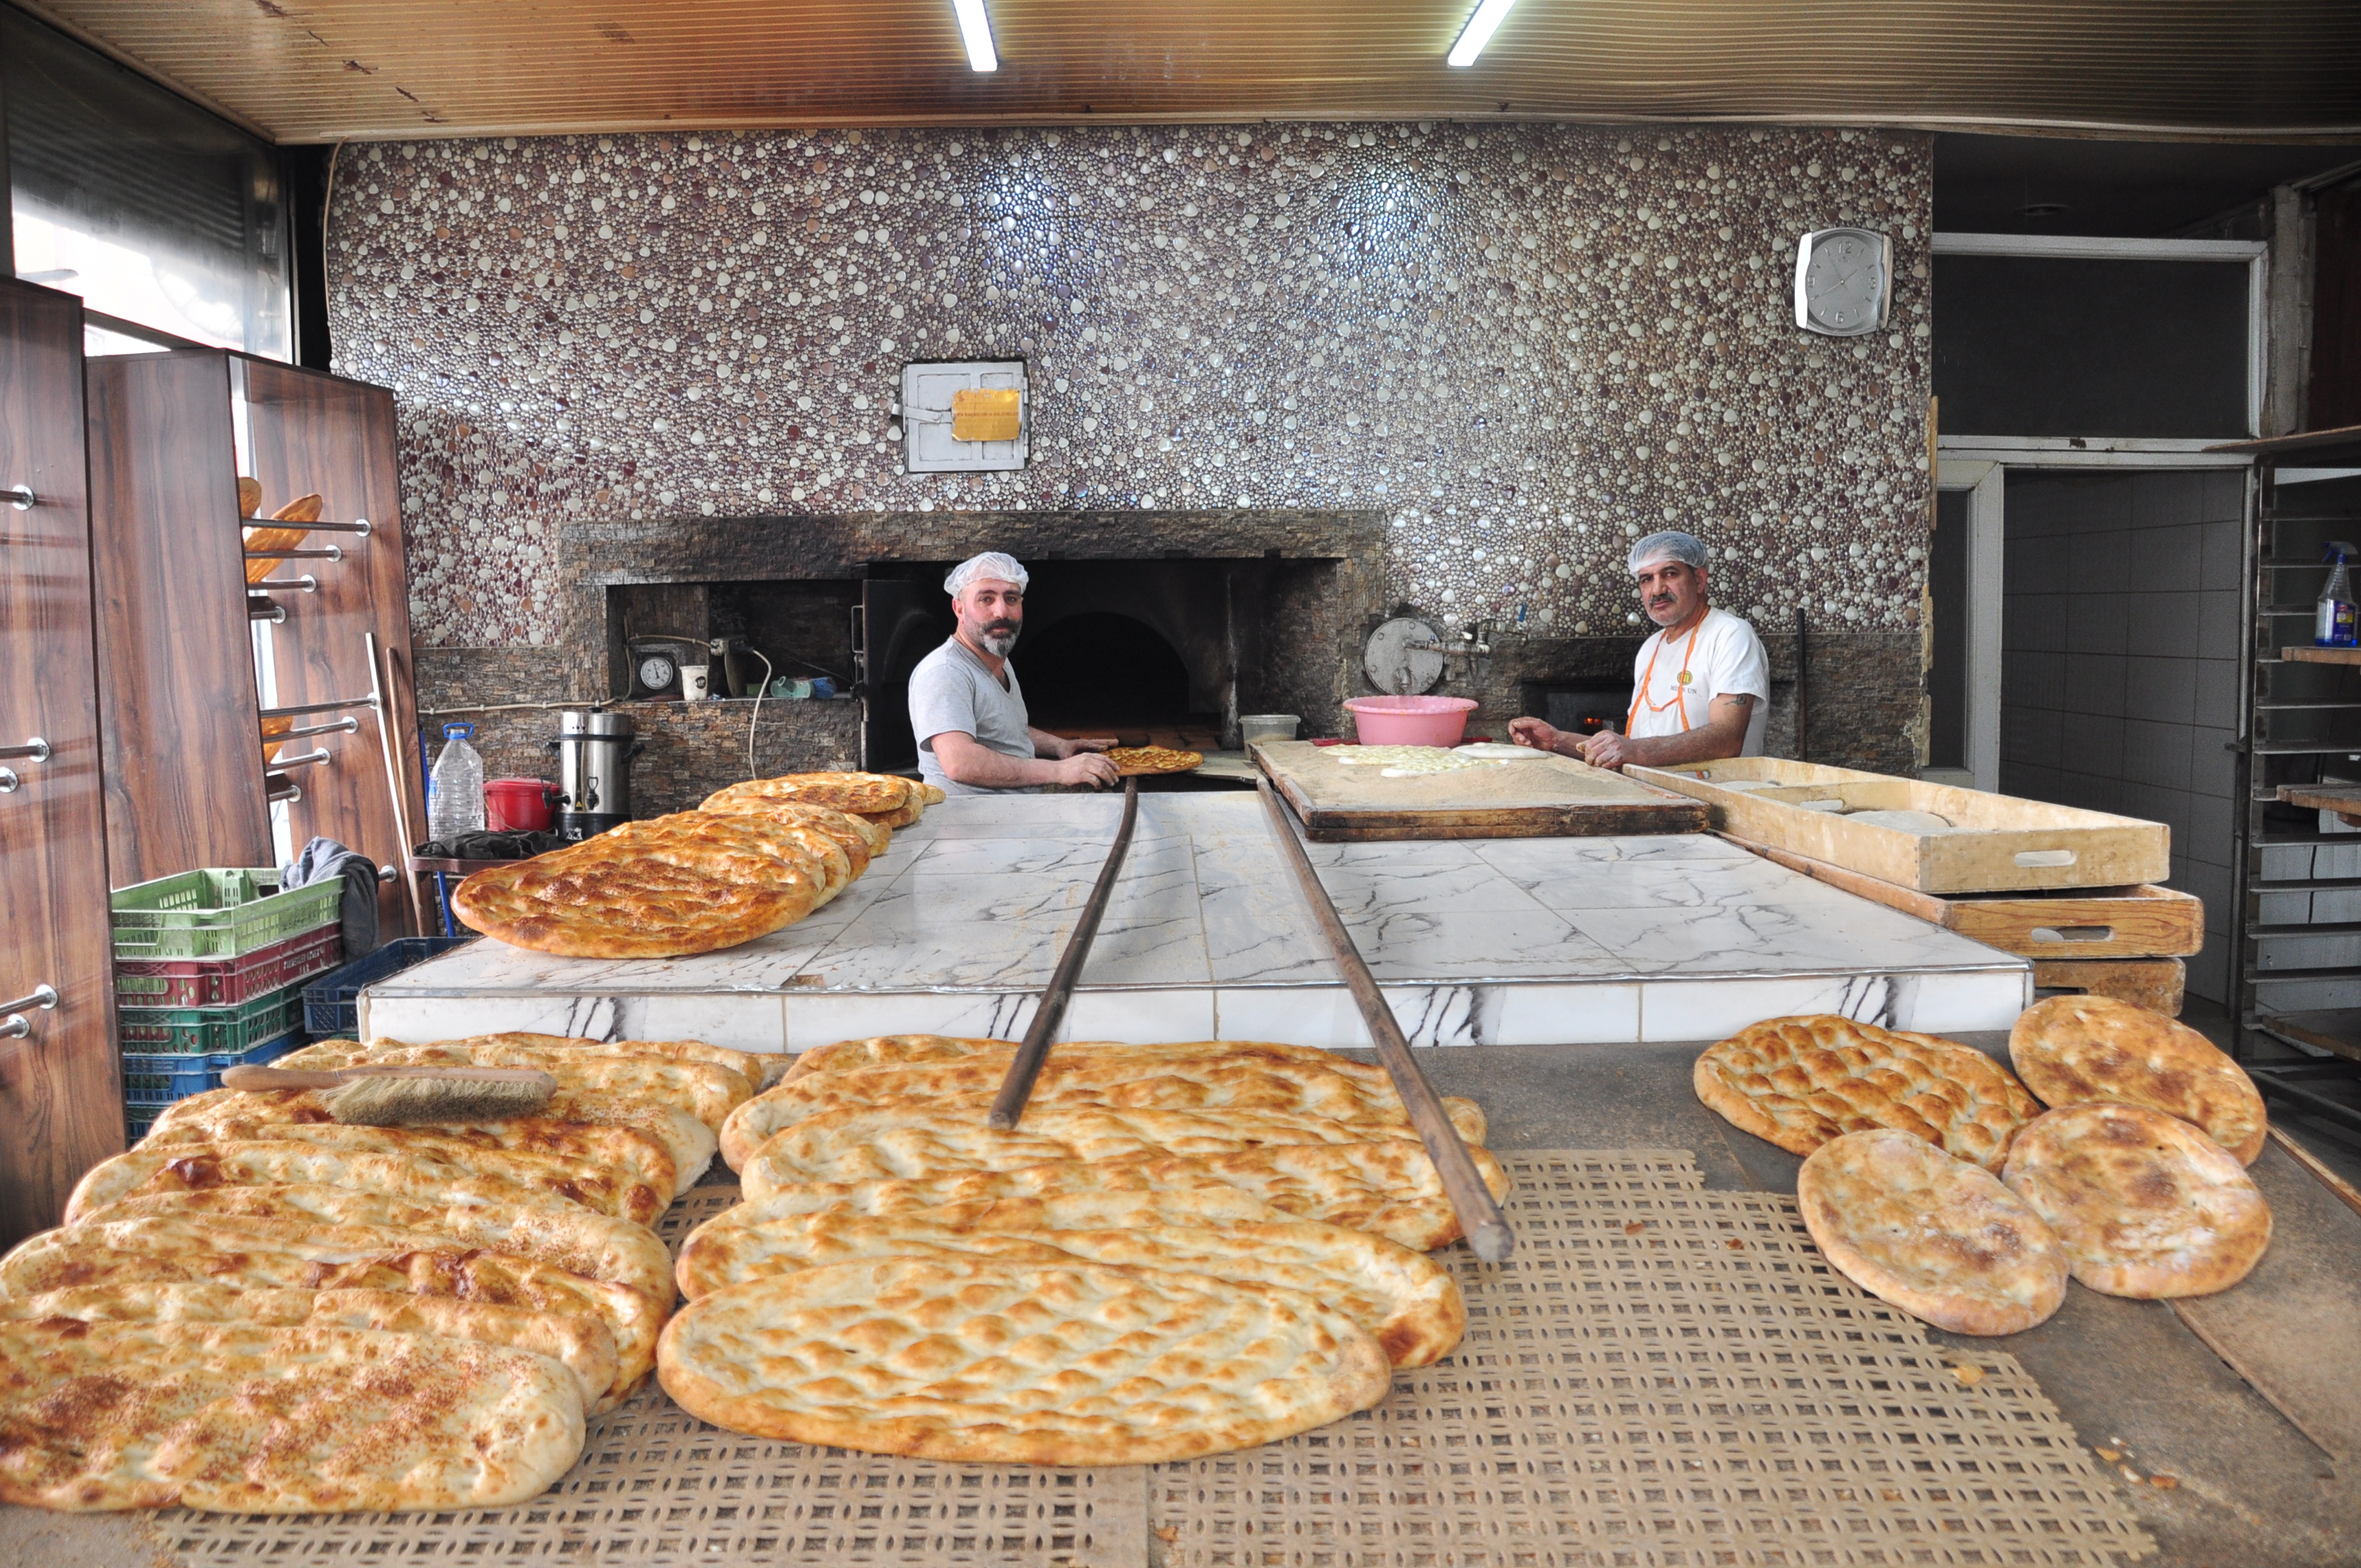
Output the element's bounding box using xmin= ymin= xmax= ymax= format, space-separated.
xmin=2318 ymin=542 xmax=2360 ymax=649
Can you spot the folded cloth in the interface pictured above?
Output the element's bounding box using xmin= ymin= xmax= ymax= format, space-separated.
xmin=416 ymin=829 xmax=567 ymax=862
xmin=282 ymin=836 xmax=380 ymax=959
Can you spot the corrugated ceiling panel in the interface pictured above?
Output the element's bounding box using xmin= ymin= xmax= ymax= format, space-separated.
xmin=17 ymin=0 xmax=2361 ymax=144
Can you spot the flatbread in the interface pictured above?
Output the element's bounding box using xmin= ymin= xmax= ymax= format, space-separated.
xmin=656 ymin=1257 xmax=1390 ymax=1463
xmin=0 ymin=1319 xmax=582 ymax=1512
xmin=738 ymin=1102 xmax=1440 ymax=1183
xmin=919 ymin=783 xmax=946 ymax=805
xmin=371 ymin=1031 xmax=775 ymax=1097
xmin=723 ymin=1055 xmax=1484 ymax=1170
xmin=703 ymin=772 xmax=916 ymax=817
xmin=2009 ymin=995 xmax=2266 ymax=1164
xmin=781 ymin=1034 xmax=1020 ymax=1082
xmin=453 ymin=811 xmax=835 ymax=958
xmin=0 ymin=1213 xmax=663 ymax=1409
xmin=0 ymin=1283 xmax=618 ymax=1409
xmin=742 ymin=1144 xmax=1512 ymax=1252
xmin=1105 ymin=745 xmax=1203 ymax=776
xmin=674 ymin=1209 xmax=1463 ymax=1367
xmin=775 ymin=1036 xmax=1448 ymax=1100
xmin=70 ymin=1182 xmax=674 ymax=1305
xmin=2001 ymin=1103 xmax=2271 ymax=1299
xmin=1330 ymin=744 xmax=1482 ymax=768
xmin=694 ymin=794 xmax=893 ymax=860
xmin=95 ymin=1127 xmax=667 ymax=1225
xmin=1694 ymin=1015 xmax=2042 ymax=1171
xmin=147 ymin=1084 xmax=703 ymax=1197
xmin=67 ymin=1133 xmax=665 ymax=1227
xmin=278 ymin=1037 xmax=747 ymax=1139
xmin=1796 ymin=1129 xmax=2067 ymax=1336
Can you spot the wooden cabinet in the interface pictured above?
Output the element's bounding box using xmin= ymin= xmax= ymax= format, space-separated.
xmin=0 ymin=279 xmax=124 ymax=1246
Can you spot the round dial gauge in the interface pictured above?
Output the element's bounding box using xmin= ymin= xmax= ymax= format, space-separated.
xmin=1794 ymin=228 xmax=1890 ymax=338
xmin=637 ymin=653 xmax=678 ymax=692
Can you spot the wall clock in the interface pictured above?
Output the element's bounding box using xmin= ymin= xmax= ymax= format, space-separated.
xmin=1794 ymin=228 xmax=1891 ymax=337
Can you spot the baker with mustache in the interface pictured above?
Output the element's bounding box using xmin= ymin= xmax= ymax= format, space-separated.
xmin=1507 ymin=530 xmax=1769 ymax=772
xmin=908 ymin=551 xmax=1122 ymax=794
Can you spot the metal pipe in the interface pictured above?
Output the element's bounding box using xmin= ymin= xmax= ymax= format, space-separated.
xmin=266 ymin=780 xmax=303 ymax=805
xmin=1255 ymin=780 xmax=1515 ymax=1262
xmin=258 ymin=697 xmax=379 ymax=721
xmin=0 ymin=738 xmax=50 ymax=763
xmin=269 ymin=748 xmax=333 ymax=770
xmin=254 ymin=575 xmax=319 ymax=593
xmin=248 ymin=601 xmax=286 ymax=624
xmin=269 ymin=717 xmax=360 ymax=743
xmin=0 ymin=984 xmax=57 ymax=1017
xmin=290 ymin=518 xmax=371 ymax=536
xmin=988 ymin=777 xmax=1141 ymax=1130
xmin=244 ymin=545 xmax=342 ymax=562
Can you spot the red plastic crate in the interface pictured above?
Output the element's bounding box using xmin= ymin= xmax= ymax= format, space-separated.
xmin=112 ymin=924 xmax=342 ymax=1009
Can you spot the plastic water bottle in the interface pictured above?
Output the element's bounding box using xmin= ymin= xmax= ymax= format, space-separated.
xmin=2318 ymin=542 xmax=2360 ymax=648
xmin=428 ymin=722 xmax=485 ymax=841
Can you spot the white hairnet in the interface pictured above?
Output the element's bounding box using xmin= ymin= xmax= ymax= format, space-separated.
xmin=1628 ymin=530 xmax=1709 ymax=576
xmin=943 ymin=551 xmax=1030 ymax=598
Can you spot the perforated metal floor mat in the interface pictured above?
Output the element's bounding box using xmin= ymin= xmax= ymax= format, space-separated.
xmin=157 ymin=1184 xmax=1148 ymax=1567
xmin=1155 ymin=1150 xmax=2156 ymax=1568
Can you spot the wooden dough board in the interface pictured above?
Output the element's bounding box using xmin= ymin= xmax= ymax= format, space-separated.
xmin=1251 ymin=739 xmax=1707 ymax=841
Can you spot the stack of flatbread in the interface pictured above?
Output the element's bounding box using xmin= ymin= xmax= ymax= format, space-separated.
xmin=702 ymin=771 xmax=941 ymax=832
xmin=1700 ymin=1008 xmax=2272 ymax=1336
xmin=0 ymin=1030 xmax=761 ymax=1514
xmin=660 ymin=1034 xmax=1506 ymax=1464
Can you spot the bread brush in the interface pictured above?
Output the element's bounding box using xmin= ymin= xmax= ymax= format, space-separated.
xmin=218 ymin=1064 xmax=557 ymax=1125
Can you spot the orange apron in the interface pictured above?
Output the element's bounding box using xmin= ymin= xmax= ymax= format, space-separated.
xmin=1626 ymin=620 xmax=1705 ymax=737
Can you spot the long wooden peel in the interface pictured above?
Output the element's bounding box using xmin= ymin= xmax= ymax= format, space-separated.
xmin=989 ymin=777 xmax=1141 ymax=1130
xmin=1257 ymin=780 xmax=1516 ymax=1263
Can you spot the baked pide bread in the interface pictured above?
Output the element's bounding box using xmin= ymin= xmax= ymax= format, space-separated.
xmin=277 ymin=1038 xmax=748 ymax=1139
xmin=733 ymin=1100 xmax=1479 ymax=1181
xmin=142 ymin=1105 xmax=685 ymax=1210
xmin=656 ymin=1257 xmax=1390 ymax=1464
xmin=694 ymin=794 xmax=892 ymax=860
xmin=2001 ymin=1103 xmax=2271 ymax=1299
xmin=920 ymin=783 xmax=946 ymax=805
xmin=0 ymin=1213 xmax=663 ymax=1410
xmin=452 ymin=811 xmax=835 ymax=958
xmin=0 ymin=1319 xmax=583 ymax=1512
xmin=1796 ymin=1129 xmax=2068 ymax=1336
xmin=780 ymin=1034 xmax=1382 ymax=1084
xmin=0 ymin=1283 xmax=620 ymax=1409
xmin=65 ymin=1136 xmax=664 ymax=1227
xmin=743 ymin=1142 xmax=1512 ymax=1252
xmin=2009 ymin=995 xmax=2266 ymax=1164
xmin=71 ymin=1183 xmax=675 ymax=1306
xmin=703 ymin=772 xmax=918 ymax=822
xmin=1694 ymin=1015 xmax=2042 ymax=1170
xmin=365 ymin=1031 xmax=775 ymax=1098
xmin=672 ymin=1209 xmax=1464 ymax=1367
xmin=1106 ymin=745 xmax=1203 ymax=776
xmin=703 ymin=1182 xmax=1283 ymax=1236
xmin=722 ymin=1056 xmax=1486 ymax=1169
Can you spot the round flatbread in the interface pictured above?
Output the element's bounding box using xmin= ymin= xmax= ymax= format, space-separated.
xmin=2009 ymin=995 xmax=2266 ymax=1164
xmin=1797 ymin=1129 xmax=2067 ymax=1335
xmin=695 ymin=796 xmax=891 ymax=860
xmin=2001 ymin=1103 xmax=2271 ymax=1299
xmin=1106 ymin=745 xmax=1203 ymax=776
xmin=453 ymin=811 xmax=832 ymax=958
xmin=1694 ymin=1015 xmax=2042 ymax=1171
xmin=704 ymin=772 xmax=915 ymax=816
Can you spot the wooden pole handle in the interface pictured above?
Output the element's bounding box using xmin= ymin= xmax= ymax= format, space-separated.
xmin=220 ymin=1064 xmax=557 ymax=1092
xmin=1257 ymin=780 xmax=1515 ymax=1262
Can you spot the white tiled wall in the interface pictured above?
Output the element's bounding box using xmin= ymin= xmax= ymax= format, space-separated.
xmin=1998 ymin=470 xmax=2244 ymax=1001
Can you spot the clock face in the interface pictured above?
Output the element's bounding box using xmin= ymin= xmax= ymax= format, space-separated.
xmin=637 ymin=653 xmax=678 ymax=692
xmin=1796 ymin=228 xmax=1889 ymax=336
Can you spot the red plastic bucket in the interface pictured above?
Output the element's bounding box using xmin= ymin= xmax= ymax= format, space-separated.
xmin=485 ymin=777 xmax=558 ymax=832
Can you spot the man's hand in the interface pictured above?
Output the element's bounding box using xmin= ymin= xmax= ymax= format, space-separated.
xmin=1580 ymin=729 xmax=1631 ymax=771
xmin=1053 ymin=751 xmax=1120 ymax=789
xmin=1068 ymin=736 xmax=1116 ymax=755
xmin=1507 ymin=716 xmax=1562 ymax=753
xmin=1029 ymin=732 xmax=1115 ymax=761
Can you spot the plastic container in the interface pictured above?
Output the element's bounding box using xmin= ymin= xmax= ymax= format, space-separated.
xmin=111 ymin=868 xmax=347 ymax=961
xmin=114 ymin=923 xmax=343 ymax=1009
xmin=117 ymin=981 xmax=309 ymax=1056
xmin=302 ymin=936 xmax=473 ymax=1037
xmin=1239 ymin=714 xmax=1301 ymax=744
xmin=428 ymin=722 xmax=486 ymax=841
xmin=120 ymin=1031 xmax=302 ymax=1107
xmin=2318 ymin=542 xmax=2360 ymax=648
xmin=484 ymin=777 xmax=558 ymax=832
xmin=1342 ymin=695 xmax=1479 ymax=748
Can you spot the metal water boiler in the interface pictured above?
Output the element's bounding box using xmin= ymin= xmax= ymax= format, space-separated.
xmin=548 ymin=711 xmax=639 ymax=840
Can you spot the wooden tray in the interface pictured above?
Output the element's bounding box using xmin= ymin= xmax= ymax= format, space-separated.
xmin=2033 ymin=957 xmax=2187 ymax=1016
xmin=1723 ymin=835 xmax=2205 ymax=958
xmin=1252 ymin=740 xmax=1705 ymax=842
xmin=1628 ymin=757 xmax=2168 ymax=894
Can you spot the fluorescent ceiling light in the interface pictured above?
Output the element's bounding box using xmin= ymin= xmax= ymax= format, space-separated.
xmin=1447 ymin=0 xmax=1520 ymax=67
xmin=952 ymin=0 xmax=998 ymax=72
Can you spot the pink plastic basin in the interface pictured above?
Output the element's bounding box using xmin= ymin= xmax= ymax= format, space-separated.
xmin=1343 ymin=695 xmax=1479 ymax=747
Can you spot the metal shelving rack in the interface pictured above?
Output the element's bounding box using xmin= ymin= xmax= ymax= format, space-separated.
xmin=2224 ymin=424 xmax=2361 ymax=1134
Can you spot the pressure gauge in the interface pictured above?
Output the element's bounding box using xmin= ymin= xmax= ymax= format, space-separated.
xmin=637 ymin=651 xmax=678 ymax=694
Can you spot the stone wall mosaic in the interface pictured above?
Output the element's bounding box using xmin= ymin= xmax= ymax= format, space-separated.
xmin=325 ymin=121 xmax=1935 ymax=657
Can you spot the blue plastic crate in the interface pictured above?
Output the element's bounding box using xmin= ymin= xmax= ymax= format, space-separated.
xmin=121 ymin=1030 xmax=302 ymax=1108
xmin=301 ymin=937 xmax=473 ymax=1038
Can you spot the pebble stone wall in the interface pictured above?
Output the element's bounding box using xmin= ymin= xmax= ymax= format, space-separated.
xmin=326 ymin=121 xmax=1937 ymax=673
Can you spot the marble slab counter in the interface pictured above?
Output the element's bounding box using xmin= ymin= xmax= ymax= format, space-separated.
xmin=363 ymin=792 xmax=2031 ymax=1053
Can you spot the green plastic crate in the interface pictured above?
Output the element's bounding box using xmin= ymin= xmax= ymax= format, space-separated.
xmin=116 ymin=981 xmax=307 ymax=1056
xmin=111 ymin=868 xmax=344 ymax=961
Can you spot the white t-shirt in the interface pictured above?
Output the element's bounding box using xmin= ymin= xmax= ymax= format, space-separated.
xmin=1626 ymin=607 xmax=1770 ymax=755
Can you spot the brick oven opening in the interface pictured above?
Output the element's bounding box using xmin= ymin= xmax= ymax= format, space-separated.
xmin=1018 ymin=612 xmax=1195 ymax=733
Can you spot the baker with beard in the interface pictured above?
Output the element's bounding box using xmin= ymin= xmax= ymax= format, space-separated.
xmin=1508 ymin=529 xmax=1769 ymax=771
xmin=908 ymin=551 xmax=1122 ymax=794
